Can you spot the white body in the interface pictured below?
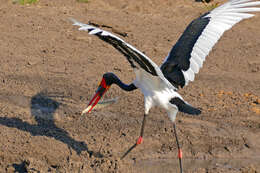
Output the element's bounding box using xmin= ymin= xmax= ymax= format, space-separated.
xmin=133 ymin=69 xmax=181 ymax=122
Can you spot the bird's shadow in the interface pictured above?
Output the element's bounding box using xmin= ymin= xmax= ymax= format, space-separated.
xmin=12 ymin=160 xmax=29 ymax=173
xmin=0 ymin=91 xmax=103 ymax=158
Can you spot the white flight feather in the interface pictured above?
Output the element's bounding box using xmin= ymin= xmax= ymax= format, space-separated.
xmin=180 ymin=0 xmax=260 ymax=84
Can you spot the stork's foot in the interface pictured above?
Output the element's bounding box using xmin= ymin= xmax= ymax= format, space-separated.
xmin=121 ymin=114 xmax=147 ymax=160
xmin=173 ymin=123 xmax=183 ymax=173
xmin=120 ymin=136 xmax=143 ymax=160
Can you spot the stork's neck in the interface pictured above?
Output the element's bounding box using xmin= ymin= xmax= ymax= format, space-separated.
xmin=103 ymin=73 xmax=137 ymax=92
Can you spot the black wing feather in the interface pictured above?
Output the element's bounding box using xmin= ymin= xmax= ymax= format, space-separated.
xmin=71 ymin=19 xmax=158 ymax=76
xmin=98 ymin=34 xmax=158 ymax=75
xmin=161 ymin=0 xmax=260 ymax=89
xmin=161 ymin=13 xmax=210 ymax=88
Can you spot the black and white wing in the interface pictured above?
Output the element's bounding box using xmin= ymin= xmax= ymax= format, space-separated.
xmin=160 ymin=0 xmax=260 ymax=88
xmin=70 ymin=18 xmax=176 ymax=90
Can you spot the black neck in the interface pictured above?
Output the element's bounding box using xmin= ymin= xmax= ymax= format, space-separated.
xmin=103 ymin=73 xmax=137 ymax=92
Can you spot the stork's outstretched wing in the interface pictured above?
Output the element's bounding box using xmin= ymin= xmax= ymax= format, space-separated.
xmin=160 ymin=0 xmax=260 ymax=88
xmin=70 ymin=18 xmax=176 ymax=90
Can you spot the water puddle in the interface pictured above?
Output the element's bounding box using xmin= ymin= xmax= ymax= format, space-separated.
xmin=133 ymin=158 xmax=260 ymax=172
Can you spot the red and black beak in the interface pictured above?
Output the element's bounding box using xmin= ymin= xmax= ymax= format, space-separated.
xmin=82 ymin=77 xmax=110 ymax=114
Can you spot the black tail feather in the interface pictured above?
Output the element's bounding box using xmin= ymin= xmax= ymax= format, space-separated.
xmin=170 ymin=97 xmax=201 ymax=115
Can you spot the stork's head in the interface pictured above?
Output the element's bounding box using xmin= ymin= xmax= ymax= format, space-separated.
xmin=83 ymin=73 xmax=116 ymax=114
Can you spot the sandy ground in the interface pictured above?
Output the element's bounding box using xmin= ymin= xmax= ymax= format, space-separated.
xmin=0 ymin=0 xmax=260 ymax=172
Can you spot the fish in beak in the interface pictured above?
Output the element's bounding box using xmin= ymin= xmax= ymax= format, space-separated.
xmin=82 ymin=77 xmax=110 ymax=115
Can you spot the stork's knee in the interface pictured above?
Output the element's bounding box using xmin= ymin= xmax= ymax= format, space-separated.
xmin=136 ymin=136 xmax=143 ymax=145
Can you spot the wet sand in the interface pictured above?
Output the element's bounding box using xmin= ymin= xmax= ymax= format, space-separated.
xmin=0 ymin=0 xmax=260 ymax=172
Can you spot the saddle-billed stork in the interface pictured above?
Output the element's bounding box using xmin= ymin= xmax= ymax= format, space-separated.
xmin=71 ymin=0 xmax=260 ymax=172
